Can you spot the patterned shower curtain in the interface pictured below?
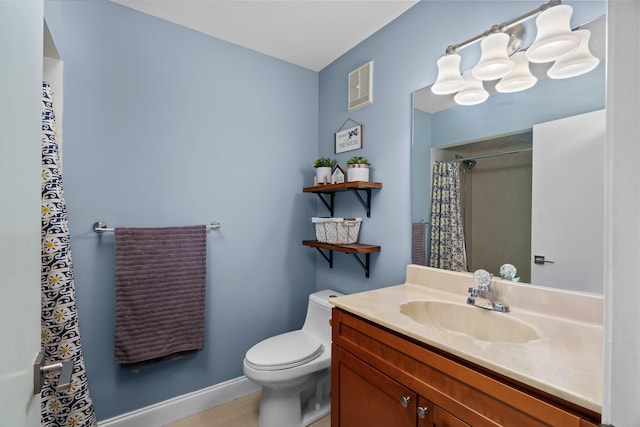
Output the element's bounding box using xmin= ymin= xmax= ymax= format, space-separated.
xmin=429 ymin=161 xmax=468 ymax=272
xmin=41 ymin=82 xmax=97 ymax=426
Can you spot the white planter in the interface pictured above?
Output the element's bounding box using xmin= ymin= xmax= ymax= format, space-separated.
xmin=347 ymin=164 xmax=370 ymax=182
xmin=315 ymin=167 xmax=332 ymax=185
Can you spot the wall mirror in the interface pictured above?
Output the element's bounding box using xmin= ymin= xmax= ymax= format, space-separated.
xmin=411 ymin=14 xmax=606 ymax=294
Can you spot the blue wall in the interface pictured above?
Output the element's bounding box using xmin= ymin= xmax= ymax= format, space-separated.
xmin=44 ymin=0 xmax=606 ymax=420
xmin=45 ymin=0 xmax=318 ymax=419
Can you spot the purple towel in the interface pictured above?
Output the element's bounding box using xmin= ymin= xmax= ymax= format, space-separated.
xmin=114 ymin=225 xmax=207 ymax=370
xmin=412 ymin=222 xmax=427 ymax=266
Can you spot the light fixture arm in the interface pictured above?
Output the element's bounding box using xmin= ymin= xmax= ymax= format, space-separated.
xmin=443 ymin=0 xmax=561 ymax=55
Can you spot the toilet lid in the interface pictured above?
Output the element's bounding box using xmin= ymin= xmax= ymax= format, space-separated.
xmin=245 ymin=331 xmax=324 ymax=371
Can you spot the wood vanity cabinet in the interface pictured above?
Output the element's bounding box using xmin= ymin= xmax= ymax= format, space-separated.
xmin=331 ymin=308 xmax=600 ymax=427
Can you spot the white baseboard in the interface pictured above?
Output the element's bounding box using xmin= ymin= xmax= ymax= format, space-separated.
xmin=98 ymin=376 xmax=260 ymax=427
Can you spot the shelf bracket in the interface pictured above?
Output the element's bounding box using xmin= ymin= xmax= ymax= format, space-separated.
xmin=313 ymin=247 xmax=333 ymax=268
xmin=315 ymin=192 xmax=335 ymax=216
xmin=303 ymin=241 xmax=378 ymax=278
xmin=350 ymin=253 xmax=371 ymax=278
xmin=350 ymin=188 xmax=372 ymax=217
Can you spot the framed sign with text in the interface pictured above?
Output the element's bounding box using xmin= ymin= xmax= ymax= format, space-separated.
xmin=334 ymin=124 xmax=363 ymax=154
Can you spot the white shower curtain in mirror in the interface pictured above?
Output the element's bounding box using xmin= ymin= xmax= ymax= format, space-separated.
xmin=41 ymin=82 xmax=97 ymax=426
xmin=429 ymin=161 xmax=468 ymax=272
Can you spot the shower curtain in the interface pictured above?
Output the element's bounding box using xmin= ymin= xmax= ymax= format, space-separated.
xmin=429 ymin=161 xmax=467 ymax=272
xmin=41 ymin=82 xmax=97 ymax=426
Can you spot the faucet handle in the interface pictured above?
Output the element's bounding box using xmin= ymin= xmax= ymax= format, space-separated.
xmin=473 ymin=269 xmax=492 ymax=289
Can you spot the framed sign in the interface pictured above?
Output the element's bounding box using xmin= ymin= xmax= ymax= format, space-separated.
xmin=334 ymin=124 xmax=363 ymax=154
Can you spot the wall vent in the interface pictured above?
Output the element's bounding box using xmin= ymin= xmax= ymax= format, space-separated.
xmin=348 ymin=61 xmax=373 ymax=112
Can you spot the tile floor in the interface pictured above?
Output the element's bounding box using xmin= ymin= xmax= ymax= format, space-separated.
xmin=164 ymin=392 xmax=330 ymax=427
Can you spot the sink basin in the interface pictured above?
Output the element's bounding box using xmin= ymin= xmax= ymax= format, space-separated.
xmin=399 ymin=300 xmax=540 ymax=344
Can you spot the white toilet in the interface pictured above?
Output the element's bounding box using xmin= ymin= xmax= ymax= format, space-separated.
xmin=243 ymin=289 xmax=343 ymax=427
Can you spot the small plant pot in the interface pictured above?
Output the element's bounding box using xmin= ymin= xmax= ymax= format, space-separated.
xmin=347 ymin=164 xmax=370 ymax=182
xmin=316 ymin=167 xmax=332 ymax=185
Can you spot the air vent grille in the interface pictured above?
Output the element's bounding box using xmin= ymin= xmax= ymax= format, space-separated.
xmin=348 ymin=61 xmax=373 ymax=112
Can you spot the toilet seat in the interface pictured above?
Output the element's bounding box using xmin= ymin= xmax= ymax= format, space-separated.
xmin=245 ymin=330 xmax=324 ymax=371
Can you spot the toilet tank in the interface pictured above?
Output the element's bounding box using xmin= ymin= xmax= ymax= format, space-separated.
xmin=302 ymin=289 xmax=343 ymax=343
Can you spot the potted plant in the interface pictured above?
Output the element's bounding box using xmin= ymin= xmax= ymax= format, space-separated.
xmin=314 ymin=157 xmax=336 ymax=185
xmin=346 ymin=156 xmax=370 ymax=182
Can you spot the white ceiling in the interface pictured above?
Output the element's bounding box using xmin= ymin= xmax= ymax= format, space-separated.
xmin=111 ymin=0 xmax=419 ymax=71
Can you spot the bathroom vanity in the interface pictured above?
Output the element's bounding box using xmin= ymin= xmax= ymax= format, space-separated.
xmin=330 ymin=265 xmax=602 ymax=426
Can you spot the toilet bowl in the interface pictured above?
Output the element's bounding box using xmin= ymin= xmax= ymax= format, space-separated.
xmin=243 ymin=289 xmax=342 ymax=427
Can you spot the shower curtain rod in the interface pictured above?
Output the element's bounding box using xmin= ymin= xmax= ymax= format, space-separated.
xmin=451 ymin=147 xmax=532 ymax=163
xmin=92 ymin=221 xmax=222 ymax=233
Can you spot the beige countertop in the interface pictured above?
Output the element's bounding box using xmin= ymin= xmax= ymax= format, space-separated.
xmin=330 ymin=265 xmax=603 ymax=414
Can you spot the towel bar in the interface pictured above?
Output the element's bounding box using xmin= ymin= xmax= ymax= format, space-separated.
xmin=92 ymin=221 xmax=222 ymax=233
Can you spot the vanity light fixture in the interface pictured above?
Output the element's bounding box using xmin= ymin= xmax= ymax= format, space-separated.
xmin=472 ymin=32 xmax=514 ymax=81
xmin=547 ymin=29 xmax=599 ymax=79
xmin=430 ymin=0 xmax=599 ymax=106
xmin=526 ymin=5 xmax=579 ymax=63
xmin=495 ymin=51 xmax=538 ymax=93
xmin=431 ymin=53 xmax=465 ymax=95
xmin=454 ymin=71 xmax=489 ymax=106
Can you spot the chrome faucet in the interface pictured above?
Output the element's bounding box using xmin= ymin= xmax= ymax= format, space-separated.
xmin=467 ymin=269 xmax=509 ymax=312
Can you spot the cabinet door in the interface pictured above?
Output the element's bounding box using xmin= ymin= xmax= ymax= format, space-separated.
xmin=417 ymin=397 xmax=470 ymax=427
xmin=333 ymin=346 xmax=416 ymax=427
xmin=434 ymin=406 xmax=470 ymax=427
xmin=416 ymin=397 xmax=434 ymax=426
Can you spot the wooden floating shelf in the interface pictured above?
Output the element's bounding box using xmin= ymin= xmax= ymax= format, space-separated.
xmin=303 ymin=181 xmax=382 ymax=193
xmin=302 ymin=240 xmax=380 ymax=253
xmin=303 ymin=240 xmax=380 ymax=278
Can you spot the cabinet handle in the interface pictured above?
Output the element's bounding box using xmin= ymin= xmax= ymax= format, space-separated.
xmin=417 ymin=406 xmax=429 ymax=419
xmin=399 ymin=396 xmax=411 ymax=407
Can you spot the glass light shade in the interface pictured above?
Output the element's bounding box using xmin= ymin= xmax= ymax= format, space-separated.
xmin=431 ymin=54 xmax=465 ymax=95
xmin=454 ymin=71 xmax=489 ymax=106
xmin=472 ymin=32 xmax=514 ymax=81
xmin=547 ymin=30 xmax=599 ymax=79
xmin=526 ymin=5 xmax=580 ymax=63
xmin=496 ymin=51 xmax=537 ymax=93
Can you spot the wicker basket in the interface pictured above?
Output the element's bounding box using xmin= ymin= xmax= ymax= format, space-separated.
xmin=312 ymin=217 xmax=362 ymax=244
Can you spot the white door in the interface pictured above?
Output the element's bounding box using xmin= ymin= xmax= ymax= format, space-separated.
xmin=531 ymin=109 xmax=605 ymax=293
xmin=0 ymin=0 xmax=44 ymax=424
